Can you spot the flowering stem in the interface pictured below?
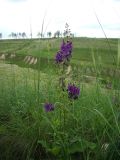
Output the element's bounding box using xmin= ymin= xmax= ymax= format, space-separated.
xmin=63 ymin=107 xmax=66 ymax=134
xmin=59 ymin=106 xmax=62 ymax=131
xmin=72 ymin=100 xmax=76 ymax=130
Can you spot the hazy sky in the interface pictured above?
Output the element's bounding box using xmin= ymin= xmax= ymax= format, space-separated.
xmin=0 ymin=0 xmax=120 ymax=38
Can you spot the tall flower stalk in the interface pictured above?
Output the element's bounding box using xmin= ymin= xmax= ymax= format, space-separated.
xmin=55 ymin=23 xmax=80 ymax=99
xmin=55 ymin=23 xmax=73 ymax=91
xmin=54 ymin=24 xmax=80 ymax=156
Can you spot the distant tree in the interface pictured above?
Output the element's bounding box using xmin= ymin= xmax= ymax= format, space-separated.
xmin=22 ymin=32 xmax=26 ymax=38
xmin=54 ymin=30 xmax=61 ymax=38
xmin=70 ymin=33 xmax=74 ymax=38
xmin=13 ymin=33 xmax=17 ymax=38
xmin=0 ymin=33 xmax=2 ymax=39
xmin=63 ymin=30 xmax=67 ymax=37
xmin=10 ymin=32 xmax=17 ymax=39
xmin=47 ymin=32 xmax=52 ymax=38
xmin=56 ymin=30 xmax=61 ymax=38
xmin=37 ymin=32 xmax=44 ymax=39
xmin=18 ymin=32 xmax=22 ymax=38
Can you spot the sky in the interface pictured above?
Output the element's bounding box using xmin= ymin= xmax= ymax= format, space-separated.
xmin=0 ymin=0 xmax=120 ymax=38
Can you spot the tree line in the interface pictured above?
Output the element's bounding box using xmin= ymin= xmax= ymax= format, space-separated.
xmin=0 ymin=31 xmax=74 ymax=39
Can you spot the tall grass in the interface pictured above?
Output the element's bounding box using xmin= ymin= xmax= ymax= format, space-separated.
xmin=117 ymin=38 xmax=120 ymax=67
xmin=0 ymin=18 xmax=120 ymax=159
xmin=0 ymin=47 xmax=120 ymax=160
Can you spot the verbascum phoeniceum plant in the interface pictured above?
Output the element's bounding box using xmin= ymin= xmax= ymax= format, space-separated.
xmin=42 ymin=23 xmax=80 ymax=158
xmin=55 ymin=23 xmax=80 ymax=100
xmin=44 ymin=23 xmax=80 ymax=112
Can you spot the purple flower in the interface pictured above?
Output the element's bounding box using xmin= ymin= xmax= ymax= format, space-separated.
xmin=44 ymin=103 xmax=54 ymax=112
xmin=55 ymin=51 xmax=63 ymax=63
xmin=55 ymin=40 xmax=72 ymax=63
xmin=67 ymin=84 xmax=80 ymax=99
xmin=66 ymin=41 xmax=72 ymax=54
xmin=61 ymin=41 xmax=72 ymax=59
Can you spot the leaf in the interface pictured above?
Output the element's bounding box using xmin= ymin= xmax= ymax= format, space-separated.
xmin=85 ymin=141 xmax=96 ymax=150
xmin=37 ymin=140 xmax=49 ymax=150
xmin=37 ymin=140 xmax=61 ymax=156
xmin=69 ymin=141 xmax=84 ymax=154
xmin=52 ymin=119 xmax=60 ymax=127
xmin=69 ymin=139 xmax=96 ymax=154
xmin=48 ymin=146 xmax=61 ymax=156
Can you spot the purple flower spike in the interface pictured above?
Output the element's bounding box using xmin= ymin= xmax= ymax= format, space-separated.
xmin=66 ymin=41 xmax=72 ymax=53
xmin=68 ymin=84 xmax=80 ymax=100
xmin=55 ymin=40 xmax=73 ymax=63
xmin=44 ymin=103 xmax=54 ymax=112
xmin=55 ymin=51 xmax=63 ymax=63
xmin=61 ymin=41 xmax=72 ymax=59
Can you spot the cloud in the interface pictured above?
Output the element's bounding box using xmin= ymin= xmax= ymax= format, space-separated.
xmin=6 ymin=0 xmax=27 ymax=2
xmin=0 ymin=0 xmax=120 ymax=38
xmin=113 ymin=0 xmax=120 ymax=2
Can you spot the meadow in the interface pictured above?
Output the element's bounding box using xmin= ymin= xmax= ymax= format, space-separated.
xmin=0 ymin=37 xmax=120 ymax=160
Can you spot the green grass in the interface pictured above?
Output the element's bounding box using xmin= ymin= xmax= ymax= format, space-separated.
xmin=0 ymin=37 xmax=120 ymax=159
xmin=0 ymin=37 xmax=118 ymax=65
xmin=0 ymin=62 xmax=120 ymax=159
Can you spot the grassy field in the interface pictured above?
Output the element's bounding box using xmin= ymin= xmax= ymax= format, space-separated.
xmin=0 ymin=37 xmax=120 ymax=160
xmin=0 ymin=38 xmax=118 ymax=64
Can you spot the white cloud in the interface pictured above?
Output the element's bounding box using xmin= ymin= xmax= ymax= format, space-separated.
xmin=0 ymin=0 xmax=120 ymax=38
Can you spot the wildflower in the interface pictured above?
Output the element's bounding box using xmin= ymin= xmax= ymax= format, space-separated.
xmin=67 ymin=84 xmax=80 ymax=99
xmin=55 ymin=40 xmax=72 ymax=63
xmin=44 ymin=103 xmax=54 ymax=112
xmin=55 ymin=51 xmax=63 ymax=63
xmin=61 ymin=41 xmax=72 ymax=60
xmin=65 ymin=41 xmax=72 ymax=54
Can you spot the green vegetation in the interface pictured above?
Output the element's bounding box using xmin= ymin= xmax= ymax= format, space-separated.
xmin=0 ymin=38 xmax=118 ymax=64
xmin=0 ymin=37 xmax=120 ymax=159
